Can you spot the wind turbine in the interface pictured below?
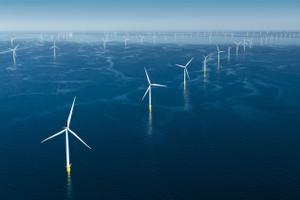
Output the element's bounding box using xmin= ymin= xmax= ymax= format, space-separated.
xmin=248 ymin=38 xmax=253 ymax=49
xmin=174 ymin=33 xmax=177 ymax=42
xmin=175 ymin=57 xmax=193 ymax=87
xmin=50 ymin=40 xmax=59 ymax=58
xmin=203 ymin=55 xmax=209 ymax=79
xmin=41 ymin=97 xmax=91 ymax=175
xmin=234 ymin=41 xmax=241 ymax=56
xmin=216 ymin=45 xmax=224 ymax=67
xmin=102 ymin=37 xmax=108 ymax=49
xmin=243 ymin=38 xmax=247 ymax=53
xmin=152 ymin=33 xmax=156 ymax=44
xmin=139 ymin=35 xmax=144 ymax=45
xmin=39 ymin=33 xmax=44 ymax=43
xmin=8 ymin=45 xmax=19 ymax=65
xmin=124 ymin=37 xmax=129 ymax=48
xmin=10 ymin=37 xmax=15 ymax=47
xmin=0 ymin=44 xmax=19 ymax=65
xmin=227 ymin=46 xmax=231 ymax=61
xmin=142 ymin=68 xmax=167 ymax=112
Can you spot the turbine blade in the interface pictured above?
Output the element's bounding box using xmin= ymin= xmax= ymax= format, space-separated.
xmin=185 ymin=68 xmax=190 ymax=80
xmin=67 ymin=97 xmax=76 ymax=128
xmin=144 ymin=68 xmax=151 ymax=84
xmin=41 ymin=129 xmax=66 ymax=143
xmin=151 ymin=83 xmax=167 ymax=88
xmin=175 ymin=64 xmax=185 ymax=68
xmin=185 ymin=57 xmax=194 ymax=67
xmin=0 ymin=50 xmax=11 ymax=54
xmin=142 ymin=86 xmax=150 ymax=101
xmin=68 ymin=129 xmax=92 ymax=149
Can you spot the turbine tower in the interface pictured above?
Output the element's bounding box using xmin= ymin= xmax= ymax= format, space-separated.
xmin=227 ymin=46 xmax=231 ymax=61
xmin=234 ymin=41 xmax=241 ymax=56
xmin=10 ymin=37 xmax=15 ymax=47
xmin=124 ymin=36 xmax=129 ymax=48
xmin=216 ymin=45 xmax=224 ymax=68
xmin=243 ymin=38 xmax=247 ymax=53
xmin=102 ymin=37 xmax=108 ymax=49
xmin=203 ymin=55 xmax=209 ymax=79
xmin=9 ymin=45 xmax=19 ymax=65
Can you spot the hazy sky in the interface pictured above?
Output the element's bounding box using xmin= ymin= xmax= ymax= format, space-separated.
xmin=0 ymin=0 xmax=299 ymax=31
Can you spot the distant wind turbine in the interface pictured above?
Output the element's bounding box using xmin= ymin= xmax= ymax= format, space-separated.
xmin=243 ymin=38 xmax=247 ymax=53
xmin=50 ymin=40 xmax=59 ymax=58
xmin=102 ymin=37 xmax=108 ymax=49
xmin=174 ymin=33 xmax=177 ymax=42
xmin=142 ymin=68 xmax=167 ymax=112
xmin=203 ymin=55 xmax=209 ymax=79
xmin=216 ymin=45 xmax=224 ymax=67
xmin=39 ymin=34 xmax=44 ymax=43
xmin=10 ymin=45 xmax=19 ymax=65
xmin=227 ymin=46 xmax=231 ymax=61
xmin=234 ymin=41 xmax=241 ymax=56
xmin=139 ymin=35 xmax=144 ymax=45
xmin=124 ymin=36 xmax=129 ymax=48
xmin=175 ymin=57 xmax=193 ymax=87
xmin=0 ymin=44 xmax=19 ymax=65
xmin=41 ymin=97 xmax=91 ymax=175
xmin=152 ymin=33 xmax=156 ymax=44
xmin=10 ymin=37 xmax=15 ymax=47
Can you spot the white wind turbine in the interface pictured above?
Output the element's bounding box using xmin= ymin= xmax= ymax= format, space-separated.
xmin=10 ymin=37 xmax=15 ymax=47
xmin=142 ymin=68 xmax=167 ymax=112
xmin=175 ymin=57 xmax=193 ymax=87
xmin=216 ymin=45 xmax=224 ymax=67
xmin=41 ymin=97 xmax=91 ymax=175
xmin=39 ymin=33 xmax=44 ymax=43
xmin=203 ymin=55 xmax=209 ymax=79
xmin=227 ymin=46 xmax=231 ymax=61
xmin=152 ymin=33 xmax=156 ymax=44
xmin=234 ymin=41 xmax=241 ymax=56
xmin=248 ymin=38 xmax=253 ymax=49
xmin=139 ymin=35 xmax=144 ymax=45
xmin=0 ymin=45 xmax=19 ymax=65
xmin=102 ymin=37 xmax=108 ymax=49
xmin=124 ymin=36 xmax=129 ymax=48
xmin=243 ymin=38 xmax=247 ymax=53
xmin=50 ymin=40 xmax=59 ymax=58
xmin=8 ymin=45 xmax=19 ymax=65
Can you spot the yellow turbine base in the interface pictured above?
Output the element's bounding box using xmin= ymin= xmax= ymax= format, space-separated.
xmin=66 ymin=165 xmax=71 ymax=175
xmin=149 ymin=105 xmax=152 ymax=112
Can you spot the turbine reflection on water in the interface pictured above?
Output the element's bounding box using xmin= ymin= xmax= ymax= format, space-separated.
xmin=66 ymin=174 xmax=73 ymax=200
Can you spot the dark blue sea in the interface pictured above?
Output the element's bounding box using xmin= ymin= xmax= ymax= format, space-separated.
xmin=0 ymin=32 xmax=300 ymax=199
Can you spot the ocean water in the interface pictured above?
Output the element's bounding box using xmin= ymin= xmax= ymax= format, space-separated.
xmin=0 ymin=32 xmax=300 ymax=199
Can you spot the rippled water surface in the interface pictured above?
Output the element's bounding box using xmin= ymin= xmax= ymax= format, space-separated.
xmin=0 ymin=32 xmax=300 ymax=199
